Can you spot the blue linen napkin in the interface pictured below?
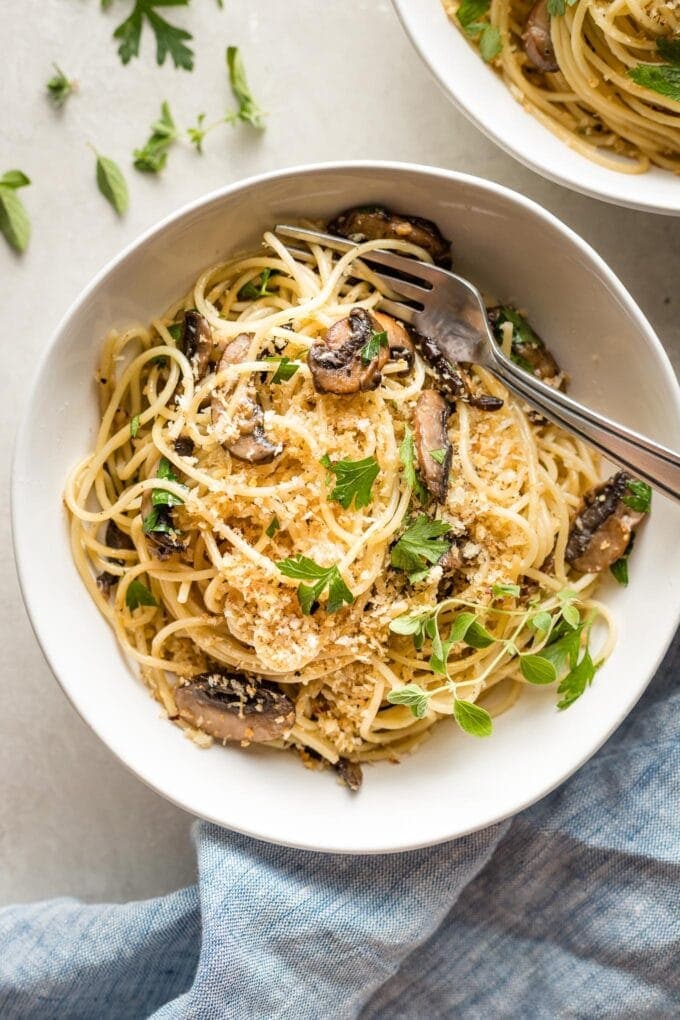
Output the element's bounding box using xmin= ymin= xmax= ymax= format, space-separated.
xmin=0 ymin=636 xmax=677 ymax=1020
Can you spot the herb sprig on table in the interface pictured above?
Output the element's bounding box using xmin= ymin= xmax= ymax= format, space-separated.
xmin=387 ymin=585 xmax=602 ymax=737
xmin=0 ymin=171 xmax=31 ymax=252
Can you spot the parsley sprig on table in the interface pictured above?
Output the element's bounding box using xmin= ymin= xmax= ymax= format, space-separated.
xmin=107 ymin=0 xmax=195 ymax=70
xmin=277 ymin=555 xmax=354 ymax=615
xmin=0 ymin=170 xmax=31 ymax=252
xmin=320 ymin=454 xmax=380 ymax=510
xmin=387 ymin=585 xmax=602 ymax=736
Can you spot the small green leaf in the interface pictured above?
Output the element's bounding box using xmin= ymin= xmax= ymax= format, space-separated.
xmin=265 ymin=356 xmax=300 ymax=384
xmin=479 ymin=24 xmax=502 ymax=61
xmin=46 ymin=64 xmax=75 ymax=108
xmin=464 ymin=619 xmax=495 ymax=649
xmin=320 ymin=455 xmax=380 ymax=510
xmin=130 ymin=414 xmax=141 ymax=439
xmin=429 ymin=448 xmax=447 ymax=465
xmin=387 ymin=684 xmax=429 ymax=719
xmin=360 ymin=330 xmax=388 ymax=364
xmin=492 ymin=582 xmax=521 ymax=599
xmin=126 ymin=578 xmax=159 ymax=610
xmin=456 ymin=0 xmax=490 ymax=31
xmin=0 ymin=170 xmax=30 ymax=189
xmin=562 ymin=602 xmax=581 ymax=629
xmin=622 ymin=479 xmax=652 ymax=514
xmin=265 ymin=515 xmax=280 ymax=539
xmin=628 ymin=63 xmax=680 ymax=103
xmin=187 ymin=113 xmax=207 ymax=153
xmin=520 ymin=654 xmax=557 ymax=685
xmin=399 ymin=425 xmax=429 ymax=505
xmin=239 ymin=268 xmax=274 ymax=300
xmin=547 ymin=0 xmax=578 ymax=14
xmin=529 ymin=610 xmax=552 ymax=634
xmin=389 ymin=612 xmax=430 ymax=636
xmin=95 ymin=153 xmax=129 ymax=215
xmin=112 ymin=0 xmax=194 ymax=71
xmin=453 ymin=699 xmax=493 ymax=737
xmin=133 ymin=101 xmax=178 ymax=173
xmin=390 ymin=515 xmax=452 ymax=581
xmin=0 ymin=184 xmax=30 ymax=252
xmin=557 ymin=649 xmax=596 ymax=710
xmin=277 ymin=555 xmax=354 ymax=615
xmin=449 ymin=611 xmax=477 ymax=643
xmin=657 ymin=37 xmax=680 ymax=65
xmin=226 ymin=45 xmax=265 ymax=128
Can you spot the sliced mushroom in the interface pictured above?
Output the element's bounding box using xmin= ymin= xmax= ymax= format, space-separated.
xmin=522 ymin=0 xmax=559 ymax=73
xmin=174 ymin=435 xmax=195 ymax=457
xmin=96 ymin=520 xmax=135 ymax=594
xmin=175 ymin=671 xmax=295 ymax=744
xmin=308 ymin=308 xmax=388 ymax=395
xmin=372 ymin=311 xmax=415 ymax=368
xmin=411 ymin=331 xmax=504 ymax=411
xmin=413 ymin=390 xmax=453 ymax=502
xmin=211 ymin=333 xmax=283 ymax=464
xmin=328 ymin=205 xmax=451 ymax=268
xmin=487 ymin=306 xmax=563 ymax=388
xmin=336 ymin=758 xmax=363 ymax=792
xmin=566 ymin=472 xmax=648 ymax=573
xmin=182 ymin=310 xmax=213 ymax=382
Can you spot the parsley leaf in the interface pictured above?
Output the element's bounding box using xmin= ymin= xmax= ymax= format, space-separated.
xmin=453 ymin=699 xmax=493 ymax=737
xmin=399 ymin=425 xmax=429 ymax=504
xmin=657 ymin=37 xmax=680 ymax=65
xmin=130 ymin=414 xmax=141 ymax=438
xmin=133 ymin=101 xmax=179 ymax=173
xmin=610 ymin=531 xmax=635 ymax=587
xmin=151 ymin=456 xmax=184 ymax=507
xmin=187 ymin=112 xmax=207 ymax=153
xmin=547 ymin=0 xmax=578 ymax=14
xmin=479 ymin=24 xmax=502 ymax=61
xmin=557 ymin=649 xmax=596 ymax=710
xmin=239 ymin=268 xmax=274 ymax=300
xmin=125 ymin=578 xmax=159 ymax=610
xmin=320 ymin=454 xmax=380 ymax=510
xmin=622 ymin=479 xmax=652 ymax=514
xmin=0 ymin=170 xmax=31 ymax=252
xmin=113 ymin=0 xmax=194 ymax=70
xmin=390 ymin=515 xmax=452 ymax=581
xmin=429 ymin=448 xmax=447 ymax=465
xmin=457 ymin=0 xmax=491 ymax=34
xmin=225 ymin=46 xmax=265 ymax=128
xmin=387 ymin=683 xmax=429 ymax=719
xmin=360 ymin=329 xmax=388 ymax=364
xmin=46 ymin=64 xmax=75 ymax=108
xmin=265 ymin=356 xmax=299 ymax=384
xmin=265 ymin=515 xmax=280 ymax=539
xmin=277 ymin=555 xmax=354 ymax=615
xmin=628 ymin=63 xmax=680 ymax=102
xmin=95 ymin=152 xmax=129 ymax=215
xmin=492 ymin=582 xmax=521 ymax=598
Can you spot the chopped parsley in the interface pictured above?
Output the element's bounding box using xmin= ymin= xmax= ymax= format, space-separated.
xmin=628 ymin=63 xmax=680 ymax=103
xmin=622 ymin=479 xmax=652 ymax=514
xmin=320 ymin=454 xmax=380 ymax=510
xmin=265 ymin=515 xmax=280 ymax=539
xmin=399 ymin=425 xmax=429 ymax=504
xmin=456 ymin=0 xmax=502 ymax=62
xmin=390 ymin=515 xmax=452 ymax=582
xmin=130 ymin=414 xmax=141 ymax=439
xmin=125 ymin=578 xmax=158 ymax=610
xmin=429 ymin=448 xmax=447 ymax=465
xmin=276 ymin=555 xmax=354 ymax=615
xmin=239 ymin=268 xmax=275 ymax=300
xmin=360 ymin=329 xmax=388 ymax=364
xmin=265 ymin=356 xmax=299 ymax=384
xmin=547 ymin=0 xmax=578 ymax=14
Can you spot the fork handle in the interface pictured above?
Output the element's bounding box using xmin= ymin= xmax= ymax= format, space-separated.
xmin=487 ymin=349 xmax=680 ymax=502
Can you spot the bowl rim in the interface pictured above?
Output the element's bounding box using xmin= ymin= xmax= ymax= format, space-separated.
xmin=11 ymin=160 xmax=680 ymax=853
xmin=391 ymin=0 xmax=680 ymax=217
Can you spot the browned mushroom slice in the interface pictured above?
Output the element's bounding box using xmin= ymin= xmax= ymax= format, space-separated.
xmin=522 ymin=0 xmax=559 ymax=72
xmin=336 ymin=758 xmax=363 ymax=791
xmin=411 ymin=331 xmax=504 ymax=411
xmin=487 ymin=306 xmax=563 ymax=388
xmin=96 ymin=520 xmax=135 ymax=594
xmin=328 ymin=205 xmax=451 ymax=268
xmin=182 ymin=310 xmax=213 ymax=382
xmin=566 ymin=472 xmax=648 ymax=573
xmin=175 ymin=672 xmax=295 ymax=743
xmin=211 ymin=333 xmax=283 ymax=464
xmin=413 ymin=390 xmax=453 ymax=502
xmin=308 ymin=308 xmax=389 ymax=395
xmin=372 ymin=311 xmax=415 ymax=368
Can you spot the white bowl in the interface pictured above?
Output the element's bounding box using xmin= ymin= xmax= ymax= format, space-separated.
xmin=12 ymin=162 xmax=680 ymax=852
xmin=393 ymin=0 xmax=680 ymax=216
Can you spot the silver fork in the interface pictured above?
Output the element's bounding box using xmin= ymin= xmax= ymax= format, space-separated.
xmin=275 ymin=224 xmax=680 ymax=502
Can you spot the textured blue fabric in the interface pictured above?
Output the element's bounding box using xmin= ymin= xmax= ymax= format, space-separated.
xmin=0 ymin=636 xmax=677 ymax=1019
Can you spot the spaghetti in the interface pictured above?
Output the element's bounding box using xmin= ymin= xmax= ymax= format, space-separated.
xmin=444 ymin=0 xmax=680 ymax=174
xmin=65 ymin=218 xmax=619 ymax=786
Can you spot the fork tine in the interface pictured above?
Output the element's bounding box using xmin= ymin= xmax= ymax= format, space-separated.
xmin=376 ymin=297 xmax=417 ymax=325
xmin=274 ymin=224 xmax=441 ymax=285
xmin=368 ymin=271 xmax=428 ymax=304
